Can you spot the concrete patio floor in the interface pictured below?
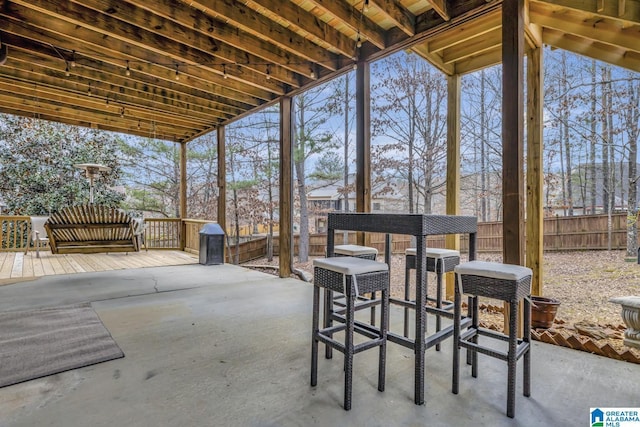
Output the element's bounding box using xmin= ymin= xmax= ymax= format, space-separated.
xmin=0 ymin=263 xmax=637 ymax=426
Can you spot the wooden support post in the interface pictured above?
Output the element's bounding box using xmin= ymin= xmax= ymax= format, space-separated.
xmin=446 ymin=74 xmax=461 ymax=301
xmin=179 ymin=142 xmax=187 ymax=251
xmin=279 ymin=97 xmax=293 ymax=278
xmin=217 ymin=126 xmax=226 ymax=261
xmin=356 ymin=60 xmax=371 ymax=247
xmin=502 ymin=0 xmax=525 ymax=266
xmin=526 ymin=45 xmax=544 ymax=297
xmin=502 ymin=0 xmax=525 ymax=335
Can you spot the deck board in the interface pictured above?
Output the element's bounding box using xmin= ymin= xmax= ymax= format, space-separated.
xmin=4 ymin=250 xmax=198 ymax=281
xmin=11 ymin=253 xmax=23 ymax=278
xmin=0 ymin=253 xmax=15 ymax=279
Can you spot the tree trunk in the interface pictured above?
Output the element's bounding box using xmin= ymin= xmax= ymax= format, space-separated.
xmin=295 ymin=98 xmax=309 ymax=262
xmin=602 ymin=65 xmax=610 ymax=216
xmin=233 ymin=188 xmax=240 ymax=264
xmin=267 ymin=137 xmax=274 ymax=262
xmin=561 ymin=52 xmax=573 ymax=216
xmin=480 ymin=70 xmax=488 ymax=222
xmin=343 ymin=74 xmax=350 ymax=243
xmin=626 ymin=75 xmax=639 ymax=257
xmin=590 ymin=60 xmax=597 ymax=214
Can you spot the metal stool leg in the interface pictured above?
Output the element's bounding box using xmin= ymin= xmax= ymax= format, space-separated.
xmin=523 ymin=298 xmax=531 ymax=398
xmin=378 ymin=287 xmax=389 ymax=392
xmin=452 ymin=275 xmax=461 ymax=395
xmin=324 ymin=288 xmax=333 ymax=359
xmin=507 ymin=299 xmax=518 ymax=418
xmin=435 ymin=259 xmax=443 ymax=351
xmin=404 ymin=257 xmax=411 ymax=338
xmin=344 ymin=285 xmax=355 ymax=410
xmin=311 ymin=284 xmax=320 ymax=387
xmin=471 ymin=295 xmax=479 ymax=375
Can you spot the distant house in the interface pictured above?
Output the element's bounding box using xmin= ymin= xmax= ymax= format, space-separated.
xmin=548 ymin=162 xmax=640 ymax=216
xmin=306 ymin=176 xmax=409 ymax=233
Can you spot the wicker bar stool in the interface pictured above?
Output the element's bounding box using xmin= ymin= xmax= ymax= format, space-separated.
xmin=333 ymin=245 xmax=379 ymax=324
xmin=452 ymin=260 xmax=532 ymax=418
xmin=404 ymin=247 xmax=460 ymax=349
xmin=311 ymin=256 xmax=390 ymax=410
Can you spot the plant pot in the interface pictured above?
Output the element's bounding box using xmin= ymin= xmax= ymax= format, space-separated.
xmin=531 ymin=296 xmax=560 ymax=329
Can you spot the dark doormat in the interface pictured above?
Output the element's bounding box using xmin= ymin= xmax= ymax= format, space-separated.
xmin=0 ymin=303 xmax=124 ymax=388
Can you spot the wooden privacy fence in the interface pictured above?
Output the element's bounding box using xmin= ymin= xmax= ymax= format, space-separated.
xmin=306 ymin=213 xmax=633 ymax=255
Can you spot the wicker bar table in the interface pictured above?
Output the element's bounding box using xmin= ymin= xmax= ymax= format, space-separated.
xmin=326 ymin=212 xmax=478 ymax=405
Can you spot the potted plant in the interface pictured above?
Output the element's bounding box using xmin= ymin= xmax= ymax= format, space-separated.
xmin=531 ymin=296 xmax=561 ymax=329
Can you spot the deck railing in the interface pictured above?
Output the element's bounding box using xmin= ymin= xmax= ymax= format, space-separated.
xmin=0 ymin=216 xmax=30 ymax=251
xmin=143 ymin=218 xmax=183 ymax=250
xmin=182 ymin=219 xmax=213 ymax=254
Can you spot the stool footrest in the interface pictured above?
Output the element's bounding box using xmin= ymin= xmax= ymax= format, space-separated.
xmin=425 ymin=305 xmax=456 ymax=319
xmin=460 ymin=338 xmax=531 ymax=362
xmin=460 ymin=341 xmax=509 ymax=361
xmin=354 ymin=338 xmax=385 ymax=353
xmin=333 ymin=295 xmax=381 ymax=312
xmin=315 ymin=333 xmax=347 ymax=355
xmin=329 ymin=314 xmax=386 ymax=341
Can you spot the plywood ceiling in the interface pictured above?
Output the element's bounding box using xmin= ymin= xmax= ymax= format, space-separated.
xmin=0 ymin=0 xmax=638 ymax=143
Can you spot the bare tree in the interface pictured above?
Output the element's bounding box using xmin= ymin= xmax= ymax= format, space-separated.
xmin=294 ymin=87 xmax=338 ymax=262
xmin=371 ymin=52 xmax=448 ymax=214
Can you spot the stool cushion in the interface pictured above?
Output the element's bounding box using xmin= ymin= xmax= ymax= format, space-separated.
xmin=314 ymin=257 xmax=388 ymax=275
xmin=405 ymin=247 xmax=460 ymax=258
xmin=455 ymin=261 xmax=532 ymax=281
xmin=334 ymin=245 xmax=378 ymax=257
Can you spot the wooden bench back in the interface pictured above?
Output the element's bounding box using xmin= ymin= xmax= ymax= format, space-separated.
xmin=45 ymin=205 xmax=139 ymax=254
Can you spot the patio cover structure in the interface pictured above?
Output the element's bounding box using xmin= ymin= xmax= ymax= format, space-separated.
xmin=1 ymin=0 xmax=639 ymax=291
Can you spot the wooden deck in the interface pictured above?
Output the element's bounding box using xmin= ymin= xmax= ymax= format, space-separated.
xmin=0 ymin=250 xmax=198 ymax=283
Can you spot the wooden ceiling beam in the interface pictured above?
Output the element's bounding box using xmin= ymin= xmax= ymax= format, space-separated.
xmin=6 ymin=44 xmax=245 ymax=119
xmin=0 ymin=8 xmax=272 ymax=105
xmin=0 ymin=78 xmax=218 ymax=129
xmin=427 ymin=9 xmax=501 ymax=53
xmin=442 ymin=27 xmax=501 ymax=64
xmin=304 ymin=0 xmax=387 ymax=49
xmin=0 ymin=94 xmax=198 ymax=138
xmin=172 ymin=0 xmax=339 ymax=71
xmin=530 ymin=2 xmax=640 ymax=54
xmin=410 ymin=44 xmax=455 ymax=75
xmin=543 ymin=28 xmax=640 ymax=72
xmin=1 ymin=40 xmax=238 ymax=120
xmin=532 ymin=0 xmax=640 ymax=24
xmin=9 ymin=0 xmax=286 ymax=96
xmin=369 ymin=0 xmax=416 ymax=35
xmin=0 ymin=61 xmax=230 ymax=125
xmin=0 ymin=105 xmax=184 ymax=142
xmin=427 ymin=0 xmax=450 ymax=21
xmin=74 ymin=0 xmax=302 ymax=88
xmin=454 ymin=44 xmax=502 ymax=74
xmin=118 ymin=0 xmax=328 ymax=80
xmin=222 ymin=0 xmax=355 ymax=60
